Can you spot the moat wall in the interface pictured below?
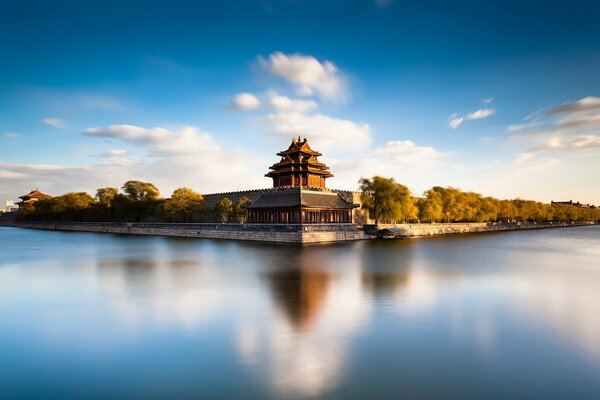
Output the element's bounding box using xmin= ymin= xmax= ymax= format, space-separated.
xmin=10 ymin=222 xmax=366 ymax=244
xmin=374 ymin=221 xmax=596 ymax=238
xmin=3 ymin=221 xmax=596 ymax=243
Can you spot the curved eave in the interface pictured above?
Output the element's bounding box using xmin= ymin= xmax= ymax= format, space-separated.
xmin=276 ymin=149 xmax=322 ymax=157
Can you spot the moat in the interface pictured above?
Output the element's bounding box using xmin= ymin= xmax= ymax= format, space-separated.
xmin=1 ymin=226 xmax=600 ymax=399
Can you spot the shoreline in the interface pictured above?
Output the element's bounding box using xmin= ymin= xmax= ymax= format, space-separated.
xmin=0 ymin=220 xmax=596 ymax=244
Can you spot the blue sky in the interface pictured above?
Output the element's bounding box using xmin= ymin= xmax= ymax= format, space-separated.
xmin=2 ymin=0 xmax=600 ymax=205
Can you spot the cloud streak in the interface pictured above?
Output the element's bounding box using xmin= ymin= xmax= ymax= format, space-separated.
xmin=449 ymin=109 xmax=496 ymax=129
xmin=42 ymin=118 xmax=66 ymax=128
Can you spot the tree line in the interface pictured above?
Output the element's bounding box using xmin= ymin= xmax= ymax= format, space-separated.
xmin=19 ymin=177 xmax=600 ymax=224
xmin=359 ymin=176 xmax=600 ymax=224
xmin=20 ymin=180 xmax=252 ymax=223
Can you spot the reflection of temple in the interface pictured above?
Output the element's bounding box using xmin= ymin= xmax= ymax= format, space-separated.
xmin=17 ymin=189 xmax=50 ymax=208
xmin=246 ymin=138 xmax=357 ymax=224
xmin=268 ymin=268 xmax=330 ymax=331
xmin=266 ymin=250 xmax=331 ymax=331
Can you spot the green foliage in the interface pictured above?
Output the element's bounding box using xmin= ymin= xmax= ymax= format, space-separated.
xmin=96 ymin=187 xmax=119 ymax=221
xmin=215 ymin=197 xmax=233 ymax=223
xmin=96 ymin=187 xmax=118 ymax=208
xmin=121 ymin=180 xmax=161 ymax=222
xmin=359 ymin=176 xmax=417 ymax=224
xmin=27 ymin=193 xmax=95 ymax=221
xmin=18 ymin=202 xmax=35 ymax=217
xmin=122 ymin=180 xmax=160 ymax=202
xmin=162 ymin=188 xmax=204 ymax=222
xmin=233 ymin=196 xmax=252 ymax=223
xmin=360 ymin=177 xmax=600 ymax=224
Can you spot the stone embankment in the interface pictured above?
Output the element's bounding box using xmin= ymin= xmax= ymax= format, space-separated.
xmin=9 ymin=222 xmax=366 ymax=244
xmin=374 ymin=221 xmax=596 ymax=238
xmin=2 ymin=220 xmax=596 ymax=244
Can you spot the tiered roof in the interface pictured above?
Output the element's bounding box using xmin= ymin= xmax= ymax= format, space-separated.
xmin=265 ymin=137 xmax=334 ymax=182
xmin=245 ymin=187 xmax=356 ymax=210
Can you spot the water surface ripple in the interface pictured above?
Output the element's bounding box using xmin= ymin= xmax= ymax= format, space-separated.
xmin=1 ymin=226 xmax=599 ymax=399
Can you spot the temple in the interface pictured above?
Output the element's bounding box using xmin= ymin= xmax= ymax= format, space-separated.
xmin=17 ymin=189 xmax=51 ymax=208
xmin=246 ymin=138 xmax=358 ymax=224
xmin=266 ymin=136 xmax=333 ymax=188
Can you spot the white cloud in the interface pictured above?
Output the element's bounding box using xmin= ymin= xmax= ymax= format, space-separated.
xmin=482 ymin=97 xmax=494 ymax=104
xmin=84 ymin=124 xmax=265 ymax=191
xmin=258 ymin=52 xmax=346 ymax=101
xmin=550 ymin=96 xmax=600 ymax=114
xmin=105 ymin=149 xmax=128 ymax=156
xmin=0 ymin=125 xmax=265 ymax=203
xmin=449 ymin=108 xmax=496 ymax=129
xmin=467 ymin=109 xmax=495 ymax=119
xmin=42 ymin=118 xmax=66 ymax=128
xmin=530 ymin=135 xmax=600 ymax=152
xmin=329 ymin=140 xmax=446 ymax=190
xmin=263 ymin=112 xmax=371 ymax=152
xmin=511 ymin=152 xmax=561 ymax=171
xmin=268 ymin=92 xmax=318 ymax=112
xmin=231 ymin=93 xmax=261 ymax=111
xmin=449 ymin=116 xmax=465 ymax=129
xmin=510 ymin=97 xmax=600 ymax=156
xmin=2 ymin=132 xmax=19 ymax=139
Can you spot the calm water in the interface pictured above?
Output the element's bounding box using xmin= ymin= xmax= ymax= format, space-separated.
xmin=1 ymin=226 xmax=600 ymax=399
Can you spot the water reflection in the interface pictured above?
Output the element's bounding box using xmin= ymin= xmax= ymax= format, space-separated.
xmin=1 ymin=227 xmax=600 ymax=398
xmin=95 ymin=250 xmax=220 ymax=332
xmin=251 ymin=247 xmax=369 ymax=396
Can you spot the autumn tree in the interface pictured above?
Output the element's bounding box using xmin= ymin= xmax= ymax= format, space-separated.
xmin=359 ymin=176 xmax=417 ymax=224
xmin=162 ymin=188 xmax=204 ymax=222
xmin=419 ymin=189 xmax=444 ymax=222
xmin=233 ymin=197 xmax=252 ymax=223
xmin=50 ymin=192 xmax=96 ymax=221
xmin=122 ymin=180 xmax=160 ymax=222
xmin=215 ymin=197 xmax=233 ymax=223
xmin=96 ymin=187 xmax=118 ymax=221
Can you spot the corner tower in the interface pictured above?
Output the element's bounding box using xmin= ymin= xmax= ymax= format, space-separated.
xmin=266 ymin=137 xmax=334 ymax=188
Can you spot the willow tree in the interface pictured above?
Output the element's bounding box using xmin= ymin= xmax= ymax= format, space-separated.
xmin=122 ymin=180 xmax=160 ymax=222
xmin=419 ymin=189 xmax=444 ymax=222
xmin=359 ymin=176 xmax=417 ymax=224
xmin=162 ymin=188 xmax=204 ymax=222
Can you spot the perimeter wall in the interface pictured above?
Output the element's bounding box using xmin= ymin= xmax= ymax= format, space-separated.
xmin=10 ymin=222 xmax=366 ymax=244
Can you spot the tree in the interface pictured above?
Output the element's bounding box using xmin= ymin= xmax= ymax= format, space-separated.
xmin=31 ymin=197 xmax=57 ymax=221
xmin=96 ymin=187 xmax=118 ymax=208
xmin=215 ymin=197 xmax=233 ymax=223
xmin=96 ymin=187 xmax=118 ymax=221
xmin=419 ymin=189 xmax=444 ymax=222
xmin=121 ymin=180 xmax=160 ymax=222
xmin=233 ymin=196 xmax=252 ymax=223
xmin=122 ymin=181 xmax=160 ymax=202
xmin=359 ymin=176 xmax=417 ymax=224
xmin=162 ymin=188 xmax=204 ymax=222
xmin=51 ymin=192 xmax=96 ymax=221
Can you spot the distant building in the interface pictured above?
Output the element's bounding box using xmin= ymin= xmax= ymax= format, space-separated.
xmin=17 ymin=189 xmax=51 ymax=209
xmin=3 ymin=200 xmax=18 ymax=213
xmin=551 ymin=200 xmax=596 ymax=209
